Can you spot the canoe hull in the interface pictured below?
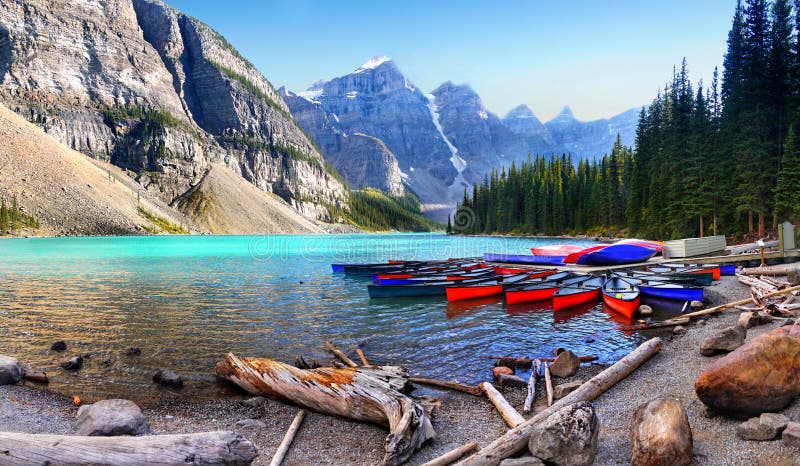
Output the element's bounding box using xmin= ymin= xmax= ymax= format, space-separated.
xmin=603 ymin=294 xmax=640 ymax=319
xmin=553 ymin=288 xmax=601 ymax=312
xmin=484 ymin=253 xmax=565 ymax=265
xmin=638 ymin=285 xmax=703 ymax=302
xmin=577 ymin=244 xmax=658 ymax=266
xmin=446 ymin=284 xmax=504 ymax=302
xmin=505 ymin=286 xmax=558 ymax=305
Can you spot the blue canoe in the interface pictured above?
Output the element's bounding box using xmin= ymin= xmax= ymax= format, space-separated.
xmin=719 ymin=265 xmax=737 ymax=276
xmin=638 ymin=282 xmax=704 ymax=302
xmin=575 ymin=244 xmax=657 ymax=266
xmin=483 ymin=253 xmax=566 ymax=265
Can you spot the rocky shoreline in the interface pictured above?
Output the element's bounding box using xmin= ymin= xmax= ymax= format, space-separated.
xmin=1 ymin=276 xmax=799 ymax=465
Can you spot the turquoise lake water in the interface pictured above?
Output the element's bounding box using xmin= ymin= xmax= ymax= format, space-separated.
xmin=0 ymin=234 xmax=650 ymax=402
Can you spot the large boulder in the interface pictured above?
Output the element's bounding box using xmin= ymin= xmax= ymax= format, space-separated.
xmin=631 ymin=399 xmax=692 ymax=466
xmin=528 ymin=402 xmax=598 ymax=466
xmin=695 ymin=325 xmax=800 ymax=418
xmin=699 ymin=325 xmax=746 ymax=356
xmin=549 ymin=350 xmax=580 ymax=378
xmin=0 ymin=355 xmax=23 ymax=385
xmin=75 ymin=399 xmax=150 ymax=436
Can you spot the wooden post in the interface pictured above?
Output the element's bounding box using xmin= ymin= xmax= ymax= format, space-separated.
xmin=479 ymin=382 xmax=525 ymax=429
xmin=455 ymin=338 xmax=663 ymax=466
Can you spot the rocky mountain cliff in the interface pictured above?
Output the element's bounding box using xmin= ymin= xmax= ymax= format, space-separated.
xmin=285 ymin=57 xmax=639 ymax=220
xmin=0 ymin=0 xmax=347 ymax=225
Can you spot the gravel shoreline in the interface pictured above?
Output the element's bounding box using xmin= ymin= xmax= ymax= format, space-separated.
xmin=2 ymin=276 xmax=799 ymax=465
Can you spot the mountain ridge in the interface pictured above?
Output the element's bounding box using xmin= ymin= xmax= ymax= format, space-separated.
xmin=285 ymin=56 xmax=640 ymax=220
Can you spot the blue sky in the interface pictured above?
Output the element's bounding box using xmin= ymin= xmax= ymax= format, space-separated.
xmin=165 ymin=0 xmax=736 ymax=121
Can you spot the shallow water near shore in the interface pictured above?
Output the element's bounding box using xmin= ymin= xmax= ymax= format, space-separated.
xmin=1 ymin=233 xmax=653 ymax=403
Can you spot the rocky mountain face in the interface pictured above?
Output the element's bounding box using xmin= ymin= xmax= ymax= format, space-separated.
xmin=285 ymin=58 xmax=639 ymax=220
xmin=0 ymin=0 xmax=347 ymax=224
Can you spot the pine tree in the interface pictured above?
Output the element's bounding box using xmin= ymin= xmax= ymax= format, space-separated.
xmin=775 ymin=125 xmax=800 ymax=219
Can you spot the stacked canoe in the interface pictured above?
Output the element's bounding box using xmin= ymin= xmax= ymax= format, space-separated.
xmin=484 ymin=239 xmax=663 ymax=267
xmin=332 ymin=258 xmax=713 ymax=319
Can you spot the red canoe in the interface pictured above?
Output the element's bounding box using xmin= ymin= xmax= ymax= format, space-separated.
xmin=552 ymin=276 xmax=606 ymax=311
xmin=447 ymin=272 xmax=552 ymax=302
xmin=601 ymin=277 xmax=640 ymax=319
xmin=504 ymin=275 xmax=587 ymax=305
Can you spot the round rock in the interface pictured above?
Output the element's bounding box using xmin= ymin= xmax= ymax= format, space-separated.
xmin=0 ymin=355 xmax=23 ymax=385
xmin=631 ymin=399 xmax=692 ymax=466
xmin=50 ymin=341 xmax=67 ymax=351
xmin=75 ymin=399 xmax=150 ymax=436
xmin=60 ymin=356 xmax=83 ymax=371
xmin=637 ymin=305 xmax=654 ymax=316
xmin=549 ymin=350 xmax=580 ymax=378
xmin=153 ymin=369 xmax=183 ymax=387
xmin=529 ymin=401 xmax=598 ymax=466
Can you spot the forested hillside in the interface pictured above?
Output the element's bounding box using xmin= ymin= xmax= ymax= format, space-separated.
xmin=453 ymin=0 xmax=800 ymax=240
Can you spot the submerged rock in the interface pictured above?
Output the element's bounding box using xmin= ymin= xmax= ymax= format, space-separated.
xmin=153 ymin=369 xmax=183 ymax=387
xmin=549 ymin=350 xmax=580 ymax=378
xmin=0 ymin=355 xmax=23 ymax=385
xmin=60 ymin=356 xmax=84 ymax=371
xmin=50 ymin=341 xmax=67 ymax=351
xmin=75 ymin=399 xmax=149 ymax=436
xmin=631 ymin=399 xmax=692 ymax=466
xmin=637 ymin=305 xmax=653 ymax=316
xmin=528 ymin=401 xmax=598 ymax=466
xmin=695 ymin=325 xmax=800 ymax=417
xmin=122 ymin=347 xmax=141 ymax=356
xmin=699 ymin=325 xmax=746 ymax=356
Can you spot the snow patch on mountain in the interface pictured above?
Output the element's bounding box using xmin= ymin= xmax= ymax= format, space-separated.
xmin=425 ymin=93 xmax=466 ymax=174
xmin=478 ymin=109 xmax=488 ymax=120
xmin=355 ymin=56 xmax=391 ymax=73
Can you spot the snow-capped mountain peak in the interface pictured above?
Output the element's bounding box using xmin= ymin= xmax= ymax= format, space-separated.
xmin=355 ymin=55 xmax=391 ymax=73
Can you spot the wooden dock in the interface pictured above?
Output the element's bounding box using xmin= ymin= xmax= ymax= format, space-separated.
xmin=487 ymin=249 xmax=800 ymax=274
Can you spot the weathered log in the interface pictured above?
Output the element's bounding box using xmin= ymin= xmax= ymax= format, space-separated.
xmin=741 ymin=265 xmax=800 ymax=276
xmin=356 ymin=348 xmax=370 ymax=366
xmin=21 ymin=370 xmax=48 ymax=383
xmin=421 ymin=442 xmax=478 ymax=466
xmin=479 ymin=382 xmax=525 ymax=428
xmin=0 ymin=431 xmax=257 ymax=465
xmin=325 ymin=341 xmax=358 ymax=368
xmin=496 ymin=373 xmax=527 ymax=388
xmin=544 ymin=362 xmax=554 ymax=407
xmin=620 ymin=317 xmax=690 ymax=331
xmin=409 ymin=377 xmax=483 ymax=397
xmin=523 ymin=359 xmax=541 ymax=414
xmin=269 ymin=410 xmax=305 ymax=466
xmin=455 ymin=337 xmax=663 ymax=466
xmin=737 ymin=274 xmax=778 ymax=294
xmin=217 ymin=354 xmax=435 ymax=466
xmin=663 ymin=285 xmax=800 ymax=324
xmin=760 ymin=276 xmax=791 ymax=288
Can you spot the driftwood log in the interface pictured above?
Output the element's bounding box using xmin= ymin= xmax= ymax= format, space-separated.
xmin=408 ymin=377 xmax=483 ymax=396
xmin=0 ymin=431 xmax=257 ymax=465
xmin=421 ymin=442 xmax=478 ymax=466
xmin=661 ymin=284 xmax=800 ymax=325
xmin=741 ymin=265 xmax=800 ymax=276
xmin=216 ymin=354 xmax=434 ymax=466
xmin=523 ymin=359 xmax=541 ymax=414
xmin=325 ymin=341 xmax=358 ymax=367
xmin=479 ymin=382 xmax=524 ymax=428
xmin=543 ymin=363 xmax=554 ymax=407
xmin=455 ymin=337 xmax=663 ymax=466
xmin=268 ymin=410 xmax=306 ymax=466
